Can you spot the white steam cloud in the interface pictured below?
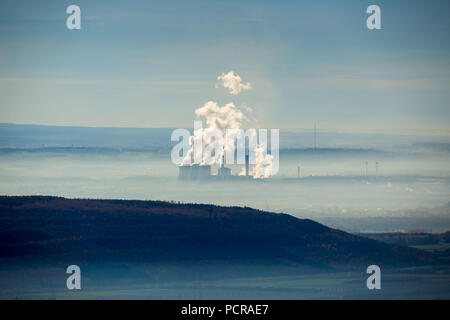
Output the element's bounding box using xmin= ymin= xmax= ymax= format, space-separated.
xmin=217 ymin=71 xmax=251 ymax=95
xmin=182 ymin=101 xmax=245 ymax=166
xmin=195 ymin=101 xmax=245 ymax=132
xmin=182 ymin=71 xmax=274 ymax=179
xmin=253 ymin=145 xmax=273 ymax=179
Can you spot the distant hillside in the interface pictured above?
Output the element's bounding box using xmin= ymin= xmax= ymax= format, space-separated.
xmin=0 ymin=196 xmax=437 ymax=269
xmin=1 ymin=123 xmax=449 ymax=152
xmin=362 ymin=231 xmax=450 ymax=253
xmin=0 ymin=123 xmax=174 ymax=149
xmin=360 ymin=231 xmax=450 ymax=247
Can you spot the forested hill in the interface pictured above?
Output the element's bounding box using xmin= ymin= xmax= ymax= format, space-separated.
xmin=0 ymin=196 xmax=437 ymax=269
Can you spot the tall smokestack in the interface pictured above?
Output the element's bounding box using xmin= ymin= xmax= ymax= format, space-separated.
xmin=245 ymin=154 xmax=249 ymax=178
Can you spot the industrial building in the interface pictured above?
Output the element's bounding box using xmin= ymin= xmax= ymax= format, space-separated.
xmin=178 ymin=164 xmax=211 ymax=181
xmin=178 ymin=154 xmax=252 ymax=181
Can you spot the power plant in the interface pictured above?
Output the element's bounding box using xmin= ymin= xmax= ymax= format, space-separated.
xmin=178 ymin=164 xmax=212 ymax=180
xmin=179 ymin=154 xmax=253 ymax=181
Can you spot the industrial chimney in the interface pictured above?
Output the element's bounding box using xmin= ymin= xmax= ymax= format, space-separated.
xmin=245 ymin=154 xmax=249 ymax=178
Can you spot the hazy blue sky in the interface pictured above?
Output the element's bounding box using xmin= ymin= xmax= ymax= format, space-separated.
xmin=0 ymin=0 xmax=449 ymax=135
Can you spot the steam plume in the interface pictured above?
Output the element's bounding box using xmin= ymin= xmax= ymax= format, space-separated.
xmin=217 ymin=71 xmax=251 ymax=95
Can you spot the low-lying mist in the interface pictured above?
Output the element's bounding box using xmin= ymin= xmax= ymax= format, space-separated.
xmin=1 ymin=124 xmax=449 ymax=232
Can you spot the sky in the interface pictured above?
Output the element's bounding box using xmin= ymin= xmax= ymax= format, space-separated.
xmin=0 ymin=0 xmax=449 ymax=135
